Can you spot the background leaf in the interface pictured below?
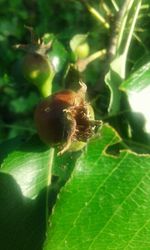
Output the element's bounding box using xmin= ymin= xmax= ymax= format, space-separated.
xmin=44 ymin=125 xmax=150 ymax=250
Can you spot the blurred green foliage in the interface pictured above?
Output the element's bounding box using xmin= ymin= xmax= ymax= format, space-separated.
xmin=0 ymin=0 xmax=107 ymax=142
xmin=0 ymin=0 xmax=150 ymax=145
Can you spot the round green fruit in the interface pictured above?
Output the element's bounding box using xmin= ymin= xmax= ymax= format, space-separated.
xmin=22 ymin=53 xmax=54 ymax=97
xmin=75 ymin=42 xmax=90 ymax=59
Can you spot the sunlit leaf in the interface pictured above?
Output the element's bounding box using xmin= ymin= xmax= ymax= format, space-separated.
xmin=0 ymin=134 xmax=80 ymax=250
xmin=44 ymin=125 xmax=150 ymax=250
xmin=105 ymin=56 xmax=123 ymax=114
xmin=43 ymin=33 xmax=68 ymax=73
xmin=120 ymin=62 xmax=150 ymax=134
xmin=0 ymin=136 xmax=52 ymax=199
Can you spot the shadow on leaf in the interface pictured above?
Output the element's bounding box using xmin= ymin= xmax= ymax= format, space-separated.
xmin=0 ymin=173 xmax=46 ymax=250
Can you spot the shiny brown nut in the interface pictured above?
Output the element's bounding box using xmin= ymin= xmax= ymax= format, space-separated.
xmin=34 ymin=82 xmax=102 ymax=154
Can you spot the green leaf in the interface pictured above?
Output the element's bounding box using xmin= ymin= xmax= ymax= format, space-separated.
xmin=0 ymin=135 xmax=53 ymax=250
xmin=49 ymin=39 xmax=68 ymax=73
xmin=0 ymin=135 xmax=52 ymax=199
xmin=0 ymin=135 xmax=26 ymax=165
xmin=120 ymin=62 xmax=150 ymax=134
xmin=105 ymin=1 xmax=142 ymax=115
xmin=120 ymin=62 xmax=150 ymax=92
xmin=0 ymin=135 xmax=80 ymax=250
xmin=105 ymin=56 xmax=123 ymax=114
xmin=44 ymin=125 xmax=150 ymax=250
xmin=0 ymin=171 xmax=47 ymax=250
xmin=43 ymin=33 xmax=68 ymax=73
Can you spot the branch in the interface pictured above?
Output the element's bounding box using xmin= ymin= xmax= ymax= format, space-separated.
xmin=79 ymin=0 xmax=110 ymax=29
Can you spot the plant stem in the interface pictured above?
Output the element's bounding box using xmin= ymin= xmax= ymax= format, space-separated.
xmin=123 ymin=0 xmax=142 ymax=60
xmin=80 ymin=0 xmax=110 ymax=29
xmin=111 ymin=0 xmax=119 ymax=12
xmin=76 ymin=49 xmax=106 ymax=72
xmin=106 ymin=0 xmax=142 ymax=115
xmin=108 ymin=0 xmax=134 ymax=60
xmin=117 ymin=0 xmax=135 ymax=50
xmin=101 ymin=2 xmax=111 ymax=16
xmin=120 ymin=0 xmax=142 ymax=79
xmin=86 ymin=49 xmax=107 ymax=64
xmin=45 ymin=148 xmax=55 ymax=229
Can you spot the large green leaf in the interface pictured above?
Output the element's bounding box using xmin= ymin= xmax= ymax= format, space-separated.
xmin=43 ymin=33 xmax=68 ymax=73
xmin=0 ymin=135 xmax=52 ymax=199
xmin=0 ymin=135 xmax=79 ymax=250
xmin=0 ymin=135 xmax=26 ymax=165
xmin=0 ymin=171 xmax=47 ymax=250
xmin=44 ymin=125 xmax=150 ymax=250
xmin=0 ymin=136 xmax=52 ymax=250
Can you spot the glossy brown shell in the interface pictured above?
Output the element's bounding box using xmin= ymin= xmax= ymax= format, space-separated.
xmin=34 ymin=90 xmax=82 ymax=145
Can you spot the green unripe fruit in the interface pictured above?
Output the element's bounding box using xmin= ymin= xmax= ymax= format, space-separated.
xmin=70 ymin=34 xmax=90 ymax=60
xmin=22 ymin=53 xmax=54 ymax=97
xmin=14 ymin=28 xmax=54 ymax=97
xmin=74 ymin=42 xmax=90 ymax=59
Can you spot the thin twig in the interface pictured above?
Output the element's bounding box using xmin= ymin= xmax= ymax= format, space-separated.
xmin=101 ymin=2 xmax=111 ymax=16
xmin=111 ymin=0 xmax=119 ymax=12
xmin=76 ymin=49 xmax=106 ymax=72
xmin=79 ymin=0 xmax=110 ymax=29
xmin=45 ymin=148 xmax=55 ymax=229
xmin=123 ymin=1 xmax=142 ymax=61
